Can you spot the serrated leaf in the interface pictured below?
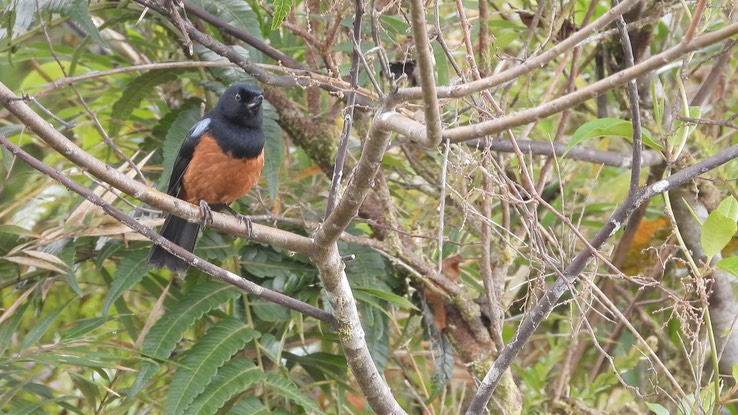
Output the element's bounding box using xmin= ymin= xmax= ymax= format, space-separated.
xmin=50 ymin=0 xmax=106 ymax=46
xmin=129 ymin=282 xmax=240 ymax=400
xmin=429 ymin=333 xmax=454 ymax=401
xmin=717 ymin=257 xmax=738 ymax=278
xmin=184 ymin=357 xmax=263 ymax=415
xmin=717 ymin=196 xmax=738 ymax=222
xmin=8 ymin=0 xmax=35 ymax=39
xmin=701 ymin=211 xmax=737 ymax=258
xmin=271 ymin=0 xmax=294 ymax=30
xmin=263 ymin=373 xmax=322 ymax=414
xmin=20 ymin=300 xmax=72 ymax=350
xmin=361 ymin=304 xmax=389 ymax=371
xmin=566 ymin=118 xmax=661 ymax=155
xmin=109 ymin=71 xmax=181 ymax=137
xmin=166 ymin=318 xmax=260 ymax=415
xmin=103 ymin=249 xmax=149 ymax=316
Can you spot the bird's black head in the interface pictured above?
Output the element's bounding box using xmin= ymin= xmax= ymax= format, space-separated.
xmin=215 ymin=83 xmax=264 ymax=128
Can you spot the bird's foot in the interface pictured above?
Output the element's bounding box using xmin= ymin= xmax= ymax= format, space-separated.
xmin=199 ymin=200 xmax=214 ymax=225
xmin=222 ymin=205 xmax=253 ymax=238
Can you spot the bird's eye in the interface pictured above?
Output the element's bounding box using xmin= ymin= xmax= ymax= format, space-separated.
xmin=235 ymin=93 xmax=242 ymax=102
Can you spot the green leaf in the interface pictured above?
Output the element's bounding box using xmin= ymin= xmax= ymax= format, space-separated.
xmin=68 ymin=372 xmax=100 ymax=408
xmin=0 ymin=300 xmax=30 ymax=355
xmin=251 ymin=299 xmax=289 ymax=322
xmin=129 ymin=282 xmax=240 ymax=399
xmin=566 ymin=118 xmax=661 ymax=154
xmin=262 ymin=105 xmax=282 ymax=201
xmin=429 ymin=332 xmax=454 ymax=401
xmin=103 ymin=248 xmax=149 ymax=316
xmin=109 ymin=70 xmax=181 ymax=137
xmin=355 ymin=287 xmax=418 ymax=311
xmin=701 ymin=211 xmax=737 ymax=258
xmin=61 ymin=317 xmax=110 ymax=342
xmin=229 ymin=397 xmax=268 ymax=415
xmin=364 ymin=305 xmax=390 ymax=371
xmin=8 ymin=0 xmax=35 ymax=39
xmin=263 ymin=372 xmax=323 ymax=414
xmin=47 ymin=0 xmax=107 ymax=47
xmin=20 ymin=300 xmax=72 ymax=351
xmin=717 ymin=257 xmax=738 ymax=278
xmin=190 ymin=0 xmax=260 ymax=36
xmin=60 ymin=240 xmax=82 ymax=297
xmin=652 ymin=80 xmax=663 ymax=129
xmin=717 ymin=196 xmax=738 ymax=222
xmin=196 ymin=45 xmax=251 ymax=85
xmin=434 ymin=42 xmax=449 ymax=86
xmin=271 ymin=0 xmax=294 ymax=30
xmin=183 ymin=357 xmax=263 ymax=415
xmin=166 ymin=318 xmax=260 ymax=415
xmin=157 ymin=99 xmax=202 ymax=191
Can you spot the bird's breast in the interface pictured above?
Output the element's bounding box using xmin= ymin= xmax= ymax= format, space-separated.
xmin=181 ymin=133 xmax=264 ymax=205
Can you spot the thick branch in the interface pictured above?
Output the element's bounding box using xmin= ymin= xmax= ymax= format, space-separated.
xmin=465 ymin=144 xmax=738 ymax=414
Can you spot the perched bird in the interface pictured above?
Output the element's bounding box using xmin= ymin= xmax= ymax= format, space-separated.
xmin=148 ymin=83 xmax=265 ymax=273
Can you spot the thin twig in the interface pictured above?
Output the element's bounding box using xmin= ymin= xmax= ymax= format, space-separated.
xmin=381 ymin=22 xmax=738 ymax=143
xmin=394 ymin=0 xmax=641 ymax=101
xmin=182 ymin=0 xmax=306 ymax=69
xmin=407 ymin=0 xmax=442 ymax=147
xmin=437 ymin=140 xmax=450 ymax=272
xmin=36 ymin=1 xmax=147 ymax=182
xmin=683 ymin=0 xmax=708 ymax=43
xmin=612 ymin=0 xmax=643 ymax=195
xmin=463 ymin=144 xmax=738 ymax=414
xmin=325 ymin=1 xmax=363 ymax=217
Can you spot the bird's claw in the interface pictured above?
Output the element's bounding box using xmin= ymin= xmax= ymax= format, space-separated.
xmin=199 ymin=200 xmax=214 ymax=225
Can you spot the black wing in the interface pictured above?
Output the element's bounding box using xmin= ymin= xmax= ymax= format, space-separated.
xmin=166 ymin=117 xmax=212 ymax=197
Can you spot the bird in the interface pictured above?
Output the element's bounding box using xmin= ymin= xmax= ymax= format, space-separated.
xmin=147 ymin=83 xmax=265 ymax=273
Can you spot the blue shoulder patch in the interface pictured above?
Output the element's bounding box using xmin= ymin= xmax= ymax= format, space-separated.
xmin=187 ymin=118 xmax=211 ymax=138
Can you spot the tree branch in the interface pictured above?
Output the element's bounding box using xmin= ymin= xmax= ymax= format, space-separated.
xmin=0 ymin=81 xmax=311 ymax=254
xmin=0 ymin=134 xmax=335 ymax=325
xmin=408 ymin=0 xmax=442 ymax=146
xmin=464 ymin=144 xmax=738 ymax=414
xmin=393 ymin=0 xmax=642 ymax=101
xmin=382 ymin=21 xmax=738 ymax=143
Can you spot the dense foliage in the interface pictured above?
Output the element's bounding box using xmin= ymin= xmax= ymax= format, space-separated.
xmin=1 ymin=0 xmax=737 ymax=414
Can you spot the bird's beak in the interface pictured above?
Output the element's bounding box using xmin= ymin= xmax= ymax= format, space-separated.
xmin=247 ymin=95 xmax=264 ymax=109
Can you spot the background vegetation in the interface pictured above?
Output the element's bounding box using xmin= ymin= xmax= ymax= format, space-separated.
xmin=1 ymin=0 xmax=737 ymax=414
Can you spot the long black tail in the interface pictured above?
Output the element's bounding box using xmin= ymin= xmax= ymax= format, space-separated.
xmin=147 ymin=214 xmax=200 ymax=273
